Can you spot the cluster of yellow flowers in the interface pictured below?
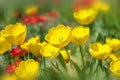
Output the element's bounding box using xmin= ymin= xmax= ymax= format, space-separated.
xmin=0 ymin=23 xmax=39 ymax=80
xmin=2 ymin=59 xmax=39 ymax=80
xmin=89 ymin=38 xmax=120 ymax=76
xmin=21 ymin=24 xmax=89 ymax=59
xmin=73 ymin=0 xmax=120 ymax=76
xmin=108 ymin=38 xmax=120 ymax=76
xmin=0 ymin=0 xmax=117 ymax=79
xmin=0 ymin=23 xmax=26 ymax=54
xmin=0 ymin=21 xmax=90 ymax=80
xmin=73 ymin=0 xmax=110 ymax=25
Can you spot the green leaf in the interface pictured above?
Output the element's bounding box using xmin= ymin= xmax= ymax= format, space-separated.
xmin=57 ymin=53 xmax=67 ymax=70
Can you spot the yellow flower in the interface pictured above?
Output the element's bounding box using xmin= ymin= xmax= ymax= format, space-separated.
xmin=110 ymin=60 xmax=120 ymax=76
xmin=15 ymin=59 xmax=39 ymax=80
xmin=70 ymin=26 xmax=89 ymax=46
xmin=40 ymin=43 xmax=60 ymax=59
xmin=73 ymin=8 xmax=98 ymax=25
xmin=2 ymin=74 xmax=18 ymax=80
xmin=92 ymin=1 xmax=110 ymax=12
xmin=60 ymin=50 xmax=71 ymax=61
xmin=1 ymin=23 xmax=26 ymax=45
xmin=0 ymin=36 xmax=11 ymax=54
xmin=106 ymin=38 xmax=120 ymax=51
xmin=25 ymin=5 xmax=38 ymax=15
xmin=109 ymin=53 xmax=120 ymax=76
xmin=21 ymin=36 xmax=42 ymax=56
xmin=89 ymin=42 xmax=111 ymax=60
xmin=45 ymin=24 xmax=71 ymax=48
xmin=109 ymin=53 xmax=120 ymax=62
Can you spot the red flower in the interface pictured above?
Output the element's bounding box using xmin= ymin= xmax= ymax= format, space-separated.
xmin=5 ymin=64 xmax=16 ymax=73
xmin=15 ymin=60 xmax=21 ymax=66
xmin=29 ymin=16 xmax=39 ymax=25
xmin=81 ymin=0 xmax=94 ymax=7
xmin=5 ymin=60 xmax=21 ymax=73
xmin=22 ymin=15 xmax=48 ymax=25
xmin=37 ymin=15 xmax=48 ymax=22
xmin=73 ymin=0 xmax=81 ymax=12
xmin=47 ymin=11 xmax=58 ymax=18
xmin=22 ymin=17 xmax=30 ymax=24
xmin=73 ymin=0 xmax=94 ymax=11
xmin=11 ymin=46 xmax=21 ymax=56
xmin=10 ymin=46 xmax=27 ymax=57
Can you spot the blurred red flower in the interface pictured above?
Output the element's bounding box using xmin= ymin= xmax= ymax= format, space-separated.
xmin=37 ymin=15 xmax=48 ymax=22
xmin=47 ymin=11 xmax=58 ymax=18
xmin=73 ymin=0 xmax=94 ymax=11
xmin=15 ymin=60 xmax=21 ymax=66
xmin=29 ymin=16 xmax=39 ymax=25
xmin=10 ymin=46 xmax=27 ymax=57
xmin=22 ymin=15 xmax=48 ymax=25
xmin=5 ymin=60 xmax=21 ymax=73
xmin=5 ymin=64 xmax=16 ymax=73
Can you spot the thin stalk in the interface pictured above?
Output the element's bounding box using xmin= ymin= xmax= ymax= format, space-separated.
xmin=43 ymin=57 xmax=46 ymax=70
xmin=19 ymin=46 xmax=27 ymax=60
xmin=50 ymin=60 xmax=61 ymax=73
xmin=79 ymin=46 xmax=85 ymax=67
xmin=27 ymin=53 xmax=30 ymax=59
xmin=65 ymin=47 xmax=73 ymax=69
xmin=40 ymin=56 xmax=43 ymax=69
xmin=50 ymin=61 xmax=57 ymax=69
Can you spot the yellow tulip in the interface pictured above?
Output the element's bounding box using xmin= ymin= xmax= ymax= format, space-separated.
xmin=109 ymin=53 xmax=120 ymax=76
xmin=106 ymin=38 xmax=120 ymax=51
xmin=70 ymin=26 xmax=89 ymax=46
xmin=92 ymin=1 xmax=110 ymax=12
xmin=0 ymin=36 xmax=11 ymax=54
xmin=89 ymin=42 xmax=111 ymax=60
xmin=40 ymin=42 xmax=60 ymax=59
xmin=2 ymin=74 xmax=18 ymax=80
xmin=1 ymin=23 xmax=27 ymax=45
xmin=73 ymin=8 xmax=98 ymax=25
xmin=15 ymin=59 xmax=39 ymax=80
xmin=25 ymin=5 xmax=38 ymax=15
xmin=110 ymin=60 xmax=120 ymax=76
xmin=109 ymin=53 xmax=120 ymax=62
xmin=21 ymin=36 xmax=42 ymax=56
xmin=60 ymin=50 xmax=71 ymax=61
xmin=45 ymin=24 xmax=71 ymax=48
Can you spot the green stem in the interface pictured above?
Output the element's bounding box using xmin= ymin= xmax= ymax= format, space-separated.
xmin=50 ymin=60 xmax=61 ymax=73
xmin=54 ymin=59 xmax=59 ymax=70
xmin=65 ymin=47 xmax=73 ymax=68
xmin=40 ymin=56 xmax=42 ymax=69
xmin=50 ymin=61 xmax=57 ymax=69
xmin=27 ymin=53 xmax=30 ymax=59
xmin=79 ymin=46 xmax=85 ymax=67
xmin=51 ymin=60 xmax=60 ymax=70
xmin=43 ymin=57 xmax=46 ymax=70
xmin=10 ymin=56 xmax=14 ymax=64
xmin=19 ymin=46 xmax=27 ymax=60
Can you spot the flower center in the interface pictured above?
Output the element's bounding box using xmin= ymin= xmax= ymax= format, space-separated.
xmin=58 ymin=37 xmax=63 ymax=42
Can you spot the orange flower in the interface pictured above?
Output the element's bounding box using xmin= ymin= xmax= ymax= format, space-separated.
xmin=73 ymin=0 xmax=94 ymax=11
